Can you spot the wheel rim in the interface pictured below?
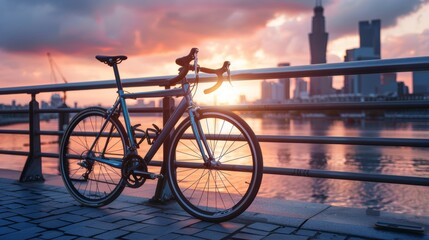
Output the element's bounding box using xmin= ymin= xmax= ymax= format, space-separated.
xmin=170 ymin=112 xmax=260 ymax=219
xmin=61 ymin=111 xmax=126 ymax=205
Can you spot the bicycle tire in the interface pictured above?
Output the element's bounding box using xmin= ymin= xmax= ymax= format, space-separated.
xmin=167 ymin=109 xmax=263 ymax=222
xmin=59 ymin=107 xmax=128 ymax=207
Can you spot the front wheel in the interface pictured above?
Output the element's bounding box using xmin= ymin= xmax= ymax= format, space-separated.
xmin=167 ymin=109 xmax=263 ymax=222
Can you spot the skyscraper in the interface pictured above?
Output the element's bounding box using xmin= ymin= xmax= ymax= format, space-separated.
xmin=343 ymin=19 xmax=382 ymax=96
xmin=359 ymin=19 xmax=381 ymax=57
xmin=278 ymin=63 xmax=290 ymax=100
xmin=308 ymin=0 xmax=333 ymax=96
xmin=413 ymin=71 xmax=429 ymax=94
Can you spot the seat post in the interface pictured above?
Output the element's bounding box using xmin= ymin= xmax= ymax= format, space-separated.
xmin=112 ymin=63 xmax=124 ymax=91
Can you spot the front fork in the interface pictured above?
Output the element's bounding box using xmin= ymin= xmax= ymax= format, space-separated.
xmin=188 ymin=106 xmax=217 ymax=167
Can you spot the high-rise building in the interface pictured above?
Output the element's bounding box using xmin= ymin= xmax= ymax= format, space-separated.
xmin=343 ymin=19 xmax=382 ymax=96
xmin=379 ymin=73 xmax=398 ymax=96
xmin=294 ymin=78 xmax=308 ymax=99
xmin=261 ymin=80 xmax=273 ymax=103
xmin=278 ymin=63 xmax=290 ymax=100
xmin=413 ymin=71 xmax=429 ymax=94
xmin=359 ymin=19 xmax=381 ymax=57
xmin=344 ymin=48 xmax=380 ymax=95
xmin=308 ymin=1 xmax=333 ymax=96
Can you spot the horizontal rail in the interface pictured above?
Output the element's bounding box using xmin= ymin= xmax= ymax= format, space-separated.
xmin=149 ymin=160 xmax=429 ymax=187
xmin=2 ymin=128 xmax=429 ymax=148
xmin=0 ymin=150 xmax=29 ymax=156
xmin=1 ymin=56 xmax=429 ymax=95
xmin=224 ymin=101 xmax=429 ymax=111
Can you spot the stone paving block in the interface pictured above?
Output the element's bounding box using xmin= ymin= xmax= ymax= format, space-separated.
xmin=231 ymin=232 xmax=265 ymax=240
xmin=94 ymin=229 xmax=129 ymax=239
xmin=240 ymin=227 xmax=270 ymax=236
xmin=37 ymin=230 xmax=65 ymax=239
xmin=12 ymin=206 xmax=40 ymax=215
xmin=60 ymin=225 xmax=105 ymax=237
xmin=315 ymin=232 xmax=347 ymax=240
xmin=154 ymin=212 xmax=190 ymax=221
xmin=4 ymin=203 xmax=24 ymax=209
xmin=10 ymin=222 xmax=37 ymax=230
xmin=274 ymin=226 xmax=297 ymax=234
xmin=0 ymin=218 xmax=13 ymax=226
xmin=120 ymin=222 xmax=150 ymax=232
xmin=174 ymin=235 xmax=202 ymax=240
xmin=190 ymin=221 xmax=214 ymax=229
xmin=22 ymin=211 xmax=51 ymax=219
xmin=75 ymin=219 xmax=120 ymax=231
xmin=112 ymin=219 xmax=136 ymax=228
xmin=136 ymin=224 xmax=181 ymax=235
xmin=160 ymin=233 xmax=182 ymax=240
xmin=0 ymin=226 xmax=46 ymax=239
xmin=144 ymin=216 xmax=178 ymax=226
xmin=263 ymin=234 xmax=309 ymax=240
xmin=49 ymin=235 xmax=76 ymax=240
xmin=39 ymin=219 xmax=71 ymax=229
xmin=173 ymin=227 xmax=202 ymax=235
xmin=123 ymin=213 xmax=153 ymax=222
xmin=207 ymin=222 xmax=245 ymax=233
xmin=295 ymin=229 xmax=318 ymax=237
xmin=122 ymin=232 xmax=157 ymax=240
xmin=49 ymin=205 xmax=83 ymax=215
xmin=248 ymin=222 xmax=280 ymax=232
xmin=0 ymin=226 xmax=16 ymax=235
xmin=6 ymin=215 xmax=31 ymax=223
xmin=57 ymin=213 xmax=89 ymax=223
xmin=170 ymin=218 xmax=201 ymax=229
xmin=194 ymin=229 xmax=229 ymax=240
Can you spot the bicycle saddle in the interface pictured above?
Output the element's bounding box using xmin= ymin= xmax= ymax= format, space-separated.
xmin=96 ymin=55 xmax=128 ymax=66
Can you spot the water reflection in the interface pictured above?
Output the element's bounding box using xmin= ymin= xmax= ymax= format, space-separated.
xmin=1 ymin=116 xmax=429 ymax=216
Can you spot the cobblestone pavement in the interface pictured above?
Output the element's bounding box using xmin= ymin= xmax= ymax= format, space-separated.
xmin=0 ymin=176 xmax=424 ymax=240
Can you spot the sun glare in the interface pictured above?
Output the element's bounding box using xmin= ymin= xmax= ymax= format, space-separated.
xmin=210 ymin=83 xmax=238 ymax=105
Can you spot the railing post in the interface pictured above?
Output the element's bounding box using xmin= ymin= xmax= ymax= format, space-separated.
xmin=20 ymin=93 xmax=44 ymax=182
xmin=57 ymin=102 xmax=69 ymax=172
xmin=151 ymin=86 xmax=174 ymax=202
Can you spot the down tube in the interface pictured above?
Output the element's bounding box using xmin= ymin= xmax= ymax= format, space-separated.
xmin=143 ymin=97 xmax=188 ymax=162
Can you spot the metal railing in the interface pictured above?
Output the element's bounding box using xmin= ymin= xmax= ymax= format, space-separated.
xmin=1 ymin=56 xmax=429 ymax=198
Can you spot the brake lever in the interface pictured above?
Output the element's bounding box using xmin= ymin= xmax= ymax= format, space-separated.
xmin=194 ymin=51 xmax=199 ymax=80
xmin=226 ymin=66 xmax=233 ymax=87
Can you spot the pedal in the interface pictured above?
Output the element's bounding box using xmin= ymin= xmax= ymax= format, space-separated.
xmin=133 ymin=170 xmax=164 ymax=180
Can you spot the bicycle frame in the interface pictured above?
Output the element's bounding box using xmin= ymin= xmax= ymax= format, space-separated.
xmin=87 ymin=64 xmax=214 ymax=169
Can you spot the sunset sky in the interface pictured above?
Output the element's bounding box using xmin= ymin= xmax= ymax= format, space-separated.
xmin=1 ymin=0 xmax=429 ymax=106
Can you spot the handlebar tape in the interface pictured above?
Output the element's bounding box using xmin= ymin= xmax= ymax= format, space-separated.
xmin=202 ymin=61 xmax=230 ymax=94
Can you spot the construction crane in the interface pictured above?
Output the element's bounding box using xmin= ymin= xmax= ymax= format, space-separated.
xmin=47 ymin=52 xmax=68 ymax=105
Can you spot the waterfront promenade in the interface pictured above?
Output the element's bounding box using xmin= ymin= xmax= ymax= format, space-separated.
xmin=0 ymin=169 xmax=428 ymax=240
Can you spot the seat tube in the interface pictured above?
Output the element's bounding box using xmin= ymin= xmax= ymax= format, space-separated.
xmin=112 ymin=64 xmax=124 ymax=91
xmin=112 ymin=63 xmax=135 ymax=148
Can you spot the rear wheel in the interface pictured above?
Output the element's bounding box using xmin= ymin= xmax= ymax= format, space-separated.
xmin=59 ymin=107 xmax=128 ymax=207
xmin=167 ymin=109 xmax=263 ymax=222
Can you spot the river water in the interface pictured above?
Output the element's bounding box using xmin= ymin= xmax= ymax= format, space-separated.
xmin=1 ymin=116 xmax=428 ymax=216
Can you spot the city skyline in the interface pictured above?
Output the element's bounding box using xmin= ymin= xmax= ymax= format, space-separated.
xmin=1 ymin=1 xmax=429 ymax=105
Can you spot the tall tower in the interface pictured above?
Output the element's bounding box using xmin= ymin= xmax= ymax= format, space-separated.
xmin=309 ymin=0 xmax=328 ymax=64
xmin=309 ymin=0 xmax=332 ymax=96
xmin=359 ymin=19 xmax=381 ymax=57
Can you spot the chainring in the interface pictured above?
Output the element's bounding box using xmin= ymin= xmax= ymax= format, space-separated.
xmin=121 ymin=154 xmax=147 ymax=188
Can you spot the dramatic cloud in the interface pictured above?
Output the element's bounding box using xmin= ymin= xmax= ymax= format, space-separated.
xmin=326 ymin=0 xmax=427 ymax=39
xmin=0 ymin=0 xmax=318 ymax=56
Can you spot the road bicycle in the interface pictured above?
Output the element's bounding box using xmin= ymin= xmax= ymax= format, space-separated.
xmin=59 ymin=48 xmax=263 ymax=222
